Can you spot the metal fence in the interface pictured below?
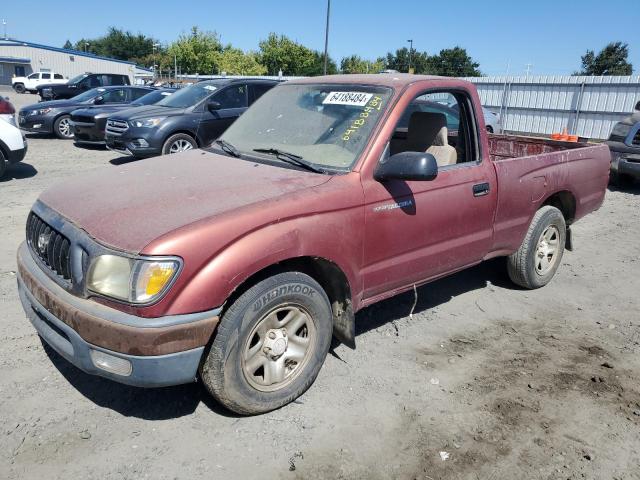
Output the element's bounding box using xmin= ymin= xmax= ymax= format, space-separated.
xmin=465 ymin=75 xmax=640 ymax=140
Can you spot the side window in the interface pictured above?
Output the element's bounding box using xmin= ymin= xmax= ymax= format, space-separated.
xmin=28 ymin=73 xmax=39 ymax=79
xmin=391 ymin=91 xmax=478 ymax=167
xmin=215 ymin=84 xmax=248 ymax=109
xmin=249 ymin=83 xmax=273 ymax=105
xmin=108 ymin=75 xmax=125 ymax=86
xmin=41 ymin=73 xmax=51 ymax=80
xmin=130 ymin=88 xmax=151 ymax=100
xmin=54 ymin=73 xmax=64 ymax=79
xmin=87 ymin=76 xmax=100 ymax=88
xmin=101 ymin=89 xmax=127 ymax=103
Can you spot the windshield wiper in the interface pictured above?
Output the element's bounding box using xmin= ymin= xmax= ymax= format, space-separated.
xmin=252 ymin=148 xmax=324 ymax=174
xmin=215 ymin=139 xmax=241 ymax=158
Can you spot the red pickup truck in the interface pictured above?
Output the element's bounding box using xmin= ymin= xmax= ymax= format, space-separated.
xmin=17 ymin=75 xmax=610 ymax=414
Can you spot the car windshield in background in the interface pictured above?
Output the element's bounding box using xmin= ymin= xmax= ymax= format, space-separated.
xmin=67 ymin=74 xmax=89 ymax=84
xmin=219 ymin=84 xmax=393 ymax=170
xmin=156 ymin=81 xmax=219 ymax=108
xmin=70 ymin=88 xmax=105 ymax=102
xmin=133 ymin=90 xmax=173 ymax=106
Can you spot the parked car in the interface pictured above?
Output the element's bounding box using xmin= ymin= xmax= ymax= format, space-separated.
xmin=605 ymin=107 xmax=640 ymax=185
xmin=19 ymin=86 xmax=152 ymax=139
xmin=104 ymin=78 xmax=278 ymax=158
xmin=16 ymin=75 xmax=610 ymax=414
xmin=36 ymin=73 xmax=131 ymax=101
xmin=483 ymin=107 xmax=502 ymax=133
xmin=0 ymin=98 xmax=27 ymax=178
xmin=12 ymin=71 xmax=67 ymax=94
xmin=71 ymin=88 xmax=171 ymax=147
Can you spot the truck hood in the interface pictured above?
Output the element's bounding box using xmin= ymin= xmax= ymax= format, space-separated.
xmin=111 ymin=105 xmax=184 ymax=121
xmin=38 ymin=150 xmax=332 ymax=252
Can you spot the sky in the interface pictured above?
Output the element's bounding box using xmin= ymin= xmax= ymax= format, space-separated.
xmin=2 ymin=0 xmax=639 ymax=76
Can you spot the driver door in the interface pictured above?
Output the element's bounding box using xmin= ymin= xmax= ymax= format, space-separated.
xmin=198 ymin=84 xmax=248 ymax=146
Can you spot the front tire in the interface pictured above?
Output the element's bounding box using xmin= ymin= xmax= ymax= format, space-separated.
xmin=162 ymin=133 xmax=196 ymax=155
xmin=200 ymin=272 xmax=333 ymax=415
xmin=0 ymin=150 xmax=7 ymax=179
xmin=507 ymin=206 xmax=566 ymax=289
xmin=13 ymin=83 xmax=25 ymax=94
xmin=53 ymin=115 xmax=73 ymax=139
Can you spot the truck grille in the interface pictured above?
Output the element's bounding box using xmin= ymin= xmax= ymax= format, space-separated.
xmin=105 ymin=119 xmax=129 ymax=136
xmin=26 ymin=213 xmax=72 ymax=281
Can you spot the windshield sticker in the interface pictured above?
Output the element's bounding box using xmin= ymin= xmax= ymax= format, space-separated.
xmin=342 ymin=95 xmax=383 ymax=141
xmin=203 ymin=85 xmax=217 ymax=91
xmin=323 ymin=91 xmax=373 ymax=107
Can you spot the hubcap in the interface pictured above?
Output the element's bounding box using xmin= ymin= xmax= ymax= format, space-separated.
xmin=58 ymin=118 xmax=72 ymax=138
xmin=535 ymin=225 xmax=560 ymax=275
xmin=242 ymin=305 xmax=316 ymax=392
xmin=169 ymin=139 xmax=193 ymax=153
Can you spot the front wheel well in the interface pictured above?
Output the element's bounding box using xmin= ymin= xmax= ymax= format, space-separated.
xmin=163 ymin=130 xmax=199 ymax=147
xmin=541 ymin=191 xmax=576 ymax=225
xmin=223 ymin=257 xmax=355 ymax=348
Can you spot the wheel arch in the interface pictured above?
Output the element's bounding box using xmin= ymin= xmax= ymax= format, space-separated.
xmin=163 ymin=129 xmax=200 ymax=148
xmin=540 ymin=190 xmax=576 ymax=225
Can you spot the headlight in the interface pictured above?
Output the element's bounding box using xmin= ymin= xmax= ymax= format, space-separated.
xmin=87 ymin=255 xmax=180 ymax=304
xmin=130 ymin=117 xmax=165 ymax=128
xmin=27 ymin=108 xmax=51 ymax=116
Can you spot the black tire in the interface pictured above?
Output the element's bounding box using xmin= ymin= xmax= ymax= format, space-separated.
xmin=161 ymin=133 xmax=197 ymax=155
xmin=486 ymin=125 xmax=494 ymax=133
xmin=53 ymin=115 xmax=73 ymax=139
xmin=507 ymin=206 xmax=566 ymax=289
xmin=200 ymin=272 xmax=333 ymax=415
xmin=0 ymin=151 xmax=7 ymax=179
xmin=609 ymin=170 xmax=632 ymax=188
xmin=13 ymin=83 xmax=25 ymax=94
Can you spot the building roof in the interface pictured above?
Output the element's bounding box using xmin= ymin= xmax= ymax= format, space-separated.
xmin=0 ymin=38 xmax=149 ymax=69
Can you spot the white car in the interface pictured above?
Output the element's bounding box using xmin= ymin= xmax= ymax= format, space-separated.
xmin=0 ymin=97 xmax=28 ymax=178
xmin=483 ymin=107 xmax=502 ymax=134
xmin=12 ymin=72 xmax=67 ymax=94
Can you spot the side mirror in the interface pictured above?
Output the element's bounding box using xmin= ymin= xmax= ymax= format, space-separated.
xmin=374 ymin=151 xmax=438 ymax=182
xmin=207 ymin=100 xmax=222 ymax=112
xmin=93 ymin=96 xmax=104 ymax=105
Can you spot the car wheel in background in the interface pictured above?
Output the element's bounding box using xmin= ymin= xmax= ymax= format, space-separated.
xmin=162 ymin=133 xmax=197 ymax=155
xmin=200 ymin=272 xmax=333 ymax=415
xmin=53 ymin=115 xmax=73 ymax=139
xmin=486 ymin=125 xmax=494 ymax=133
xmin=0 ymin=150 xmax=6 ymax=178
xmin=13 ymin=84 xmax=25 ymax=94
xmin=507 ymin=206 xmax=566 ymax=289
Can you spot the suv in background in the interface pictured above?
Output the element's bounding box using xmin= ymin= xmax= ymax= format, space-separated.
xmin=105 ymin=78 xmax=278 ymax=158
xmin=12 ymin=72 xmax=67 ymax=94
xmin=606 ymin=101 xmax=640 ymax=186
xmin=0 ymin=98 xmax=28 ymax=178
xmin=37 ymin=73 xmax=131 ymax=101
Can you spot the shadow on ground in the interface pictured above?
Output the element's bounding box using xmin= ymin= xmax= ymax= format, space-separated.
xmin=109 ymin=156 xmax=140 ymax=166
xmin=0 ymin=162 xmax=38 ymax=182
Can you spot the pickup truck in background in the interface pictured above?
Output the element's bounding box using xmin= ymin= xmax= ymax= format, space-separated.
xmin=37 ymin=73 xmax=131 ymax=101
xmin=16 ymin=75 xmax=610 ymax=414
xmin=606 ymin=102 xmax=640 ymax=186
xmin=12 ymin=72 xmax=67 ymax=94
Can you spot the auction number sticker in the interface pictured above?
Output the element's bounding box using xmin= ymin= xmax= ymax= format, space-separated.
xmin=323 ymin=91 xmax=373 ymax=107
xmin=341 ymin=95 xmax=384 ymax=141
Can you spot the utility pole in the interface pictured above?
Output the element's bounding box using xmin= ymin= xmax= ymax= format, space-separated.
xmin=407 ymin=39 xmax=414 ymax=73
xmin=323 ymin=0 xmax=331 ymax=75
xmin=2 ymin=19 xmax=6 ymax=40
xmin=84 ymin=42 xmax=89 ymax=53
xmin=174 ymin=55 xmax=178 ymax=82
xmin=153 ymin=43 xmax=161 ymax=81
xmin=525 ymin=63 xmax=533 ymax=79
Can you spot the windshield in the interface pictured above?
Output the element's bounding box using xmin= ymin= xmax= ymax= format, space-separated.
xmin=68 ymin=74 xmax=89 ymax=84
xmin=220 ymin=83 xmax=393 ymax=170
xmin=133 ymin=90 xmax=173 ymax=106
xmin=70 ymin=88 xmax=105 ymax=102
xmin=156 ymin=81 xmax=219 ymax=108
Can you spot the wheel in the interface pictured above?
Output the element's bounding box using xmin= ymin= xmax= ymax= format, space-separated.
xmin=53 ymin=115 xmax=73 ymax=139
xmin=0 ymin=151 xmax=7 ymax=179
xmin=507 ymin=206 xmax=566 ymax=289
xmin=200 ymin=272 xmax=333 ymax=415
xmin=162 ymin=133 xmax=196 ymax=155
xmin=609 ymin=170 xmax=632 ymax=188
xmin=13 ymin=83 xmax=25 ymax=94
xmin=486 ymin=125 xmax=494 ymax=133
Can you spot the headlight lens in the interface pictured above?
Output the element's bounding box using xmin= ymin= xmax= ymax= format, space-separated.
xmin=87 ymin=255 xmax=180 ymax=303
xmin=130 ymin=117 xmax=165 ymax=128
xmin=27 ymin=108 xmax=52 ymax=116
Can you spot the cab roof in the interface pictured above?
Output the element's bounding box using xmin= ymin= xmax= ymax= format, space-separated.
xmin=288 ymin=73 xmax=455 ymax=90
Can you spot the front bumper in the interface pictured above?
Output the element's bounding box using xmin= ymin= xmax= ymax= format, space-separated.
xmin=7 ymin=140 xmax=28 ymax=164
xmin=16 ymin=242 xmax=221 ymax=387
xmin=105 ymin=129 xmax=162 ymax=158
xmin=610 ymin=149 xmax=640 ymax=180
xmin=18 ymin=113 xmax=54 ymax=134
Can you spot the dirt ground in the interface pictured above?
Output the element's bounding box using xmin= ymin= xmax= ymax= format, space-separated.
xmin=1 ymin=86 xmax=639 ymax=480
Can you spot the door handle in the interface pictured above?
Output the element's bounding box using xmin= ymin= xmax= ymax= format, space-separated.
xmin=473 ymin=182 xmax=490 ymax=197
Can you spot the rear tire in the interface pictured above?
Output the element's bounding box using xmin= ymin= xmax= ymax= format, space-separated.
xmin=507 ymin=206 xmax=566 ymax=289
xmin=0 ymin=151 xmax=7 ymax=179
xmin=162 ymin=133 xmax=196 ymax=155
xmin=200 ymin=272 xmax=333 ymax=415
xmin=54 ymin=115 xmax=73 ymax=139
xmin=13 ymin=83 xmax=25 ymax=94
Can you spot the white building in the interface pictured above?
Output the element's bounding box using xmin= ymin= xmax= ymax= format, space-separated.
xmin=0 ymin=38 xmax=151 ymax=85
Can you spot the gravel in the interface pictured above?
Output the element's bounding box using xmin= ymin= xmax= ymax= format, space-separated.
xmin=2 ymin=86 xmax=640 ymax=479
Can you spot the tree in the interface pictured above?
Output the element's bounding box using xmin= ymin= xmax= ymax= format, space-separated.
xmin=167 ymin=27 xmax=223 ymax=74
xmin=340 ymin=55 xmax=385 ymax=74
xmin=258 ymin=33 xmax=335 ymax=76
xmin=72 ymin=27 xmax=158 ymax=60
xmin=215 ymin=47 xmax=267 ymax=75
xmin=576 ymin=42 xmax=633 ymax=75
xmin=385 ymin=47 xmax=432 ymax=74
xmin=429 ymin=47 xmax=481 ymax=77
xmin=63 ymin=40 xmax=73 ymax=50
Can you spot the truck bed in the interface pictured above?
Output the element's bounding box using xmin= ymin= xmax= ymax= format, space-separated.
xmin=487 ymin=133 xmax=593 ymax=162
